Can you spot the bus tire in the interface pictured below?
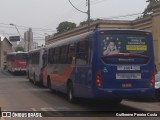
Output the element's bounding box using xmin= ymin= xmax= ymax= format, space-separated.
xmin=67 ymin=81 xmax=76 ymax=103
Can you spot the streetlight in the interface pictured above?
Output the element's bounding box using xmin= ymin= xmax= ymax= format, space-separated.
xmin=10 ymin=23 xmax=31 ymax=52
xmin=10 ymin=23 xmax=24 ymax=41
xmin=10 ymin=23 xmax=25 ymax=51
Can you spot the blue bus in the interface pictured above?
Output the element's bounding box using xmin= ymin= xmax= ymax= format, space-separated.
xmin=42 ymin=29 xmax=155 ymax=103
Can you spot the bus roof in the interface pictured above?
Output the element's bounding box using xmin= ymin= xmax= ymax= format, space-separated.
xmin=45 ymin=29 xmax=151 ymax=49
xmin=7 ymin=51 xmax=28 ymax=55
xmin=28 ymin=47 xmax=45 ymax=53
xmin=46 ymin=31 xmax=93 ymax=49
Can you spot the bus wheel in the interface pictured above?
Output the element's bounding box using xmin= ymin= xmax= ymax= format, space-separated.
xmin=68 ymin=81 xmax=76 ymax=103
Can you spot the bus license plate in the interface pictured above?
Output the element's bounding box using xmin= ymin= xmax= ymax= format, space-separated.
xmin=122 ymin=83 xmax=132 ymax=88
xmin=116 ymin=73 xmax=141 ymax=79
xmin=117 ymin=66 xmax=140 ymax=70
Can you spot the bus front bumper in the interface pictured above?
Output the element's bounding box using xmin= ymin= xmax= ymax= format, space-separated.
xmin=13 ymin=68 xmax=26 ymax=72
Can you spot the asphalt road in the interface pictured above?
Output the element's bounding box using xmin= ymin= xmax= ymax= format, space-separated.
xmin=0 ymin=69 xmax=160 ymax=120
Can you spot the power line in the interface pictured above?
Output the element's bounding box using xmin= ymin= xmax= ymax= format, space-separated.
xmin=1 ymin=11 xmax=143 ymax=39
xmin=68 ymin=0 xmax=87 ymax=13
xmin=103 ymin=12 xmax=143 ymax=19
xmin=33 ymin=32 xmax=46 ymax=36
xmin=91 ymin=0 xmax=107 ymax=5
xmin=61 ymin=0 xmax=87 ymax=21
xmin=42 ymin=0 xmax=86 ymax=28
xmin=0 ymin=22 xmax=55 ymax=32
xmin=68 ymin=0 xmax=90 ymax=31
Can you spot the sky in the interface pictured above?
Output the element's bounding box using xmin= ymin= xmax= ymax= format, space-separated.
xmin=0 ymin=0 xmax=148 ymax=45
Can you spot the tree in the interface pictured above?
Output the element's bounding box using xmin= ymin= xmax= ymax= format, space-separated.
xmin=56 ymin=21 xmax=76 ymax=33
xmin=79 ymin=19 xmax=94 ymax=26
xmin=143 ymin=0 xmax=160 ymax=16
xmin=15 ymin=46 xmax=25 ymax=52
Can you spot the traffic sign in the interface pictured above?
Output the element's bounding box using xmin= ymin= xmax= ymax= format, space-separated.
xmin=9 ymin=36 xmax=20 ymax=41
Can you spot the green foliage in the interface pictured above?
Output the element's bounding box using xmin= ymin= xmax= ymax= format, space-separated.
xmin=79 ymin=19 xmax=94 ymax=26
xmin=143 ymin=0 xmax=160 ymax=16
xmin=56 ymin=21 xmax=76 ymax=34
xmin=15 ymin=46 xmax=25 ymax=52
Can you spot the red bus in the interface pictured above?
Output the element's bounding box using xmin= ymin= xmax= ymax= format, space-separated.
xmin=7 ymin=52 xmax=28 ymax=73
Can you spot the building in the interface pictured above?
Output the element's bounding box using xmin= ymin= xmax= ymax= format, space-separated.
xmin=32 ymin=41 xmax=38 ymax=50
xmin=24 ymin=28 xmax=33 ymax=51
xmin=0 ymin=36 xmax=12 ymax=68
xmin=45 ymin=3 xmax=160 ymax=71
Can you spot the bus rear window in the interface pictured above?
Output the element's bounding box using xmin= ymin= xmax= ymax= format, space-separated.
xmin=100 ymin=34 xmax=149 ymax=56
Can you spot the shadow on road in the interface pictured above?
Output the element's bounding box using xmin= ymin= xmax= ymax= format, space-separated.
xmin=29 ymin=88 xmax=142 ymax=112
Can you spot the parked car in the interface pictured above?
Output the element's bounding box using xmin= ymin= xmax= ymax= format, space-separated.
xmin=155 ymin=73 xmax=160 ymax=100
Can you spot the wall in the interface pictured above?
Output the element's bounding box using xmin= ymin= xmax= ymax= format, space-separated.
xmin=0 ymin=38 xmax=12 ymax=68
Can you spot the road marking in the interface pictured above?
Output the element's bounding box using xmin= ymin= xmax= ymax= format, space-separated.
xmin=30 ymin=108 xmax=37 ymax=111
xmin=31 ymin=107 xmax=56 ymax=111
xmin=56 ymin=107 xmax=70 ymax=111
xmin=30 ymin=107 xmax=63 ymax=117
xmin=41 ymin=107 xmax=56 ymax=111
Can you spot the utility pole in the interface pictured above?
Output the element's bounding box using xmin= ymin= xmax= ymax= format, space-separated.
xmin=87 ymin=0 xmax=91 ymax=32
xmin=68 ymin=0 xmax=91 ymax=31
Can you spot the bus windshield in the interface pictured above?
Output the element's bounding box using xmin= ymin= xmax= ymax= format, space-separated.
xmin=16 ymin=53 xmax=27 ymax=60
xmin=100 ymin=33 xmax=149 ymax=57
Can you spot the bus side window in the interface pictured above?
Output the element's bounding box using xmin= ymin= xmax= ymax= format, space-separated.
xmin=48 ymin=49 xmax=51 ymax=64
xmin=54 ymin=47 xmax=61 ymax=64
xmin=30 ymin=54 xmax=32 ymax=64
xmin=68 ymin=43 xmax=76 ymax=64
xmin=61 ymin=45 xmax=68 ymax=64
xmin=48 ymin=48 xmax=54 ymax=64
xmin=42 ymin=54 xmax=47 ymax=67
xmin=51 ymin=48 xmax=55 ymax=64
xmin=76 ymin=40 xmax=89 ymax=65
xmin=36 ymin=52 xmax=40 ymax=64
xmin=27 ymin=54 xmax=30 ymax=63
